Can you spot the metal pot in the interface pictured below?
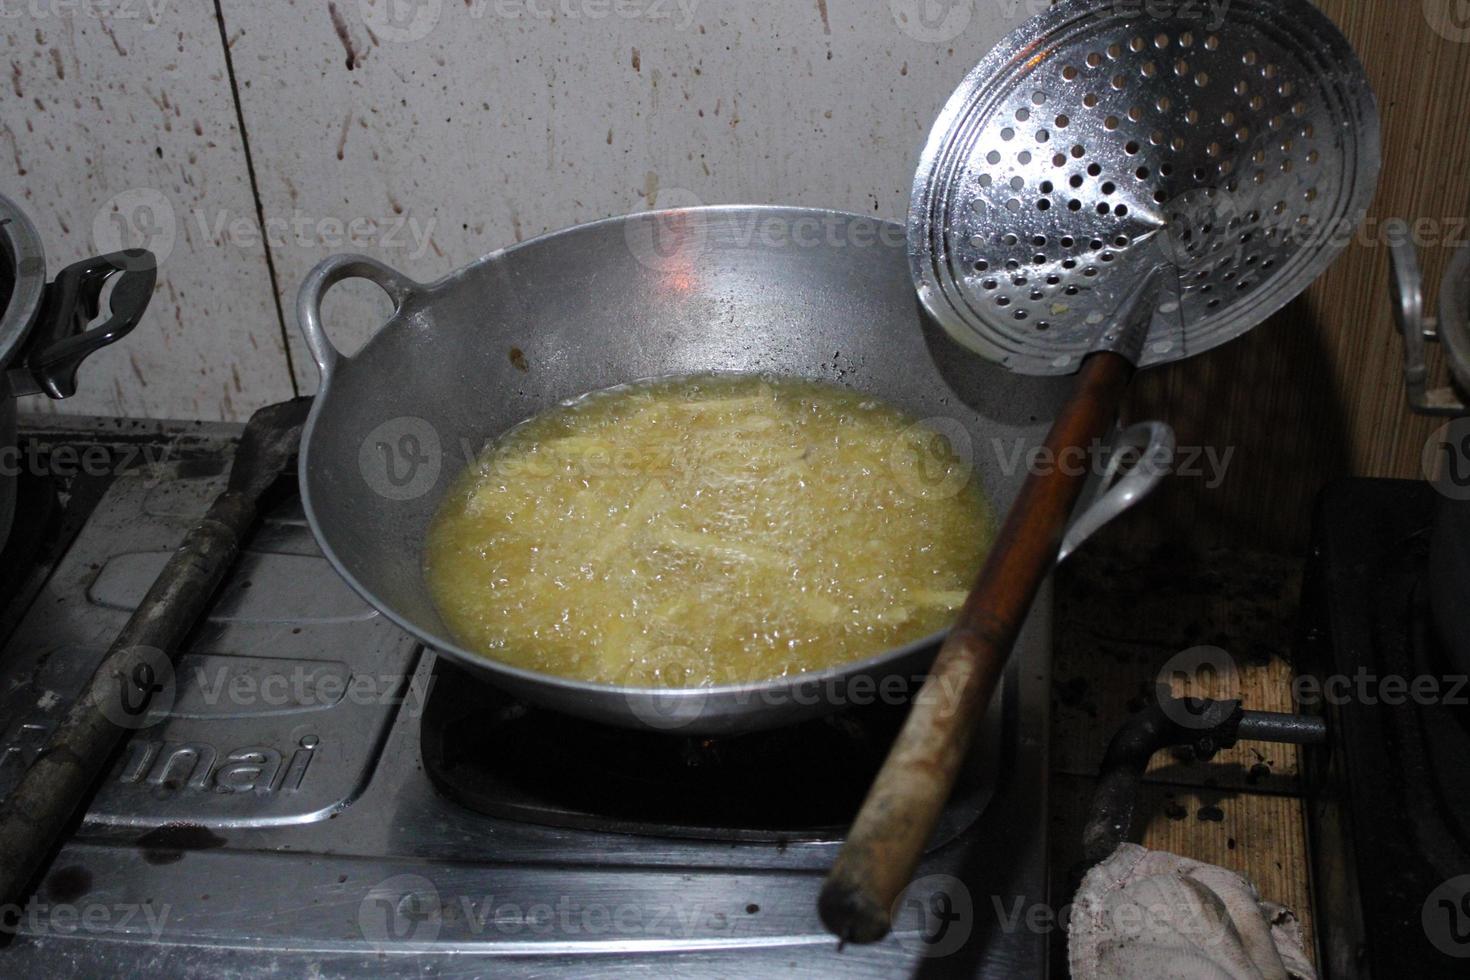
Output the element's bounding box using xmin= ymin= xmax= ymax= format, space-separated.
xmin=1427 ymin=245 xmax=1470 ymax=674
xmin=0 ymin=193 xmax=155 ymax=548
xmin=296 ymin=206 xmax=1170 ymax=733
xmin=1390 ymin=235 xmax=1470 ymax=674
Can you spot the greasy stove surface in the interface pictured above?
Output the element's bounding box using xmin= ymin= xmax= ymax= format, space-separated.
xmin=1303 ymin=478 xmax=1470 ymax=979
xmin=0 ymin=417 xmax=1053 ymax=978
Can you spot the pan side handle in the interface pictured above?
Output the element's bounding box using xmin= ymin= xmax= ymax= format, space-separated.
xmin=1057 ymin=420 xmax=1175 ymax=562
xmin=1388 ymin=234 xmax=1466 ymax=416
xmin=296 ymin=254 xmax=423 ymax=383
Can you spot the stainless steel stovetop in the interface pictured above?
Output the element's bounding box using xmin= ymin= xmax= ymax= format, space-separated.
xmin=0 ymin=417 xmax=1053 ymax=978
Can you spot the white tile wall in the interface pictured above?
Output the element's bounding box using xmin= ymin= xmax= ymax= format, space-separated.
xmin=3 ymin=0 xmax=294 ymax=420
xmin=6 ymin=0 xmax=1031 ymax=419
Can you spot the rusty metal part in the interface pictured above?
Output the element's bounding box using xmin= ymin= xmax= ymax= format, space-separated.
xmin=0 ymin=397 xmax=311 ymax=916
xmin=1081 ymin=696 xmax=1327 ymax=868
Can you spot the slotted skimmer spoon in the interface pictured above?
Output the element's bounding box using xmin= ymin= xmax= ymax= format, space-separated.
xmin=820 ymin=0 xmax=1378 ymax=942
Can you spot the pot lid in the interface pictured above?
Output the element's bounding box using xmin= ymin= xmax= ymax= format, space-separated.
xmin=1437 ymin=244 xmax=1470 ymax=397
xmin=0 ymin=194 xmax=47 ymax=370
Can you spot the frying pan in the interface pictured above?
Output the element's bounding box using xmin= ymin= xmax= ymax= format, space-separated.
xmin=295 ymin=208 xmax=1170 ymax=735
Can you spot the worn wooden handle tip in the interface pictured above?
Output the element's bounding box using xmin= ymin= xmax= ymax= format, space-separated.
xmin=817 ymin=866 xmax=893 ymax=943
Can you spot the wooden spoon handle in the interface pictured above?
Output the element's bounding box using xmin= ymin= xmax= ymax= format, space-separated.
xmin=818 ymin=350 xmax=1137 ymax=942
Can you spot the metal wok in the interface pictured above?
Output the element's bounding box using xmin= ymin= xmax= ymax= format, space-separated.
xmin=296 ymin=206 xmax=1167 ymax=734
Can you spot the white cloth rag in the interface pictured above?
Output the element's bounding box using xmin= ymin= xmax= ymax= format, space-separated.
xmin=1068 ymin=843 xmax=1316 ymax=980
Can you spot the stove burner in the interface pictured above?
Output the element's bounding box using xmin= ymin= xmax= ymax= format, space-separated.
xmin=1302 ymin=478 xmax=1470 ymax=977
xmin=420 ymin=655 xmax=993 ymax=844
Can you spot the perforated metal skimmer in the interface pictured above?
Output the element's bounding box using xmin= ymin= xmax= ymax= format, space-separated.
xmin=909 ymin=0 xmax=1379 ymax=375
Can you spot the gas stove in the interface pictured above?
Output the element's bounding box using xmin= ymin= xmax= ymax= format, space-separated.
xmin=0 ymin=415 xmax=1054 ymax=977
xmin=1302 ymin=478 xmax=1470 ymax=978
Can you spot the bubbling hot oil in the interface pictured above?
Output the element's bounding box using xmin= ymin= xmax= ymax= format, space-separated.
xmin=424 ymin=373 xmax=993 ymax=688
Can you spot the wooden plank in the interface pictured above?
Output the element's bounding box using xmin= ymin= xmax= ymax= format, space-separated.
xmin=2 ymin=5 xmax=294 ymax=421
xmin=1052 ymin=544 xmax=1305 ymax=790
xmin=1052 ymin=542 xmax=1318 ymax=967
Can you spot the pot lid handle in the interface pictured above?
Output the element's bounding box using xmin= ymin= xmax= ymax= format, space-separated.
xmin=5 ymin=249 xmax=155 ymax=400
